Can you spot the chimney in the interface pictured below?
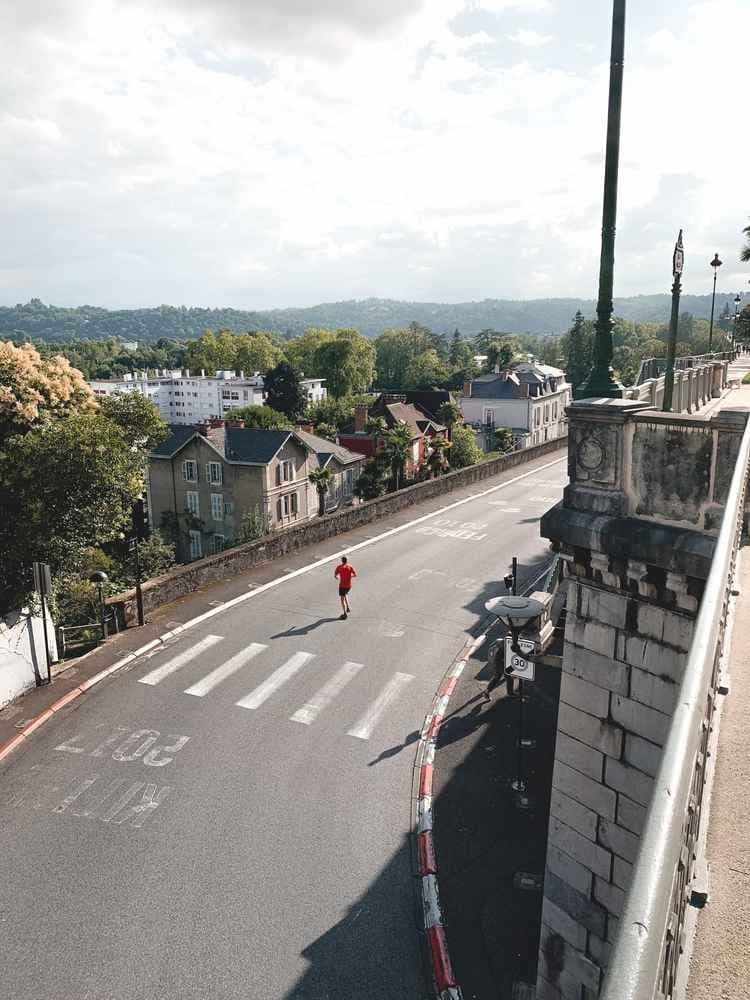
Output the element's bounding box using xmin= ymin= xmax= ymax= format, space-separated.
xmin=201 ymin=368 xmax=205 ymax=377
xmin=354 ymin=404 xmax=368 ymax=433
xmin=462 ymin=381 xmax=472 ymax=398
xmin=494 ymin=363 xmax=500 ymax=374
xmin=226 ymin=419 xmax=245 ymax=429
xmin=296 ymin=422 xmax=314 ymax=433
xmin=196 ymin=421 xmax=210 ymax=437
xmin=239 ymin=370 xmax=245 ymax=380
xmin=182 ymin=368 xmax=190 ymax=378
xmin=520 ymin=382 xmax=530 ymax=398
xmin=209 ymin=418 xmax=225 ymax=428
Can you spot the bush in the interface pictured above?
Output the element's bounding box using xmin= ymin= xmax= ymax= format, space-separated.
xmin=239 ymin=506 xmax=272 ymax=542
xmin=448 ymin=423 xmax=483 ymax=469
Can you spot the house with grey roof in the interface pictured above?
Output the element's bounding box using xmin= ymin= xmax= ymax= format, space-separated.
xmin=460 ymin=361 xmax=570 ymax=450
xmin=148 ymin=419 xmax=364 ymax=562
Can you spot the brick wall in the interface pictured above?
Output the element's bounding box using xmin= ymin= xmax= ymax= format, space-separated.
xmin=109 ymin=436 xmax=566 ymax=623
xmin=537 ymin=575 xmax=696 ymax=999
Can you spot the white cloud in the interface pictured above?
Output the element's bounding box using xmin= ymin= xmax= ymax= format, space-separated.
xmin=508 ymin=28 xmax=553 ymax=46
xmin=0 ymin=0 xmax=747 ymax=311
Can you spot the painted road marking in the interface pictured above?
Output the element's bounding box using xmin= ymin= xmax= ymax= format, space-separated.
xmin=236 ymin=651 xmax=315 ymax=710
xmin=347 ymin=672 xmax=414 ymax=741
xmin=291 ymin=661 xmax=364 ymax=725
xmin=184 ymin=643 xmax=267 ymax=697
xmin=56 ymin=727 xmax=190 ymax=766
xmin=138 ymin=634 xmax=223 ymax=686
xmin=53 ymin=777 xmax=97 ymax=813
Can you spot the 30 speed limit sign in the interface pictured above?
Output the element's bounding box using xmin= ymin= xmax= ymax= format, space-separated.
xmin=504 ymin=637 xmax=536 ymax=681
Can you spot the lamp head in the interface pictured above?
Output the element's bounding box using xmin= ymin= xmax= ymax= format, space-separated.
xmin=89 ymin=570 xmax=108 ymax=584
xmin=484 ymin=594 xmax=544 ymax=629
xmin=710 ymin=253 xmax=722 ymax=269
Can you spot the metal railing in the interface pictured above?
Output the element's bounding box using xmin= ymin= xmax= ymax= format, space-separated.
xmin=601 ymin=413 xmax=750 ymax=1000
xmin=636 ymin=351 xmax=734 ymax=385
xmin=56 ymin=610 xmax=118 ymax=656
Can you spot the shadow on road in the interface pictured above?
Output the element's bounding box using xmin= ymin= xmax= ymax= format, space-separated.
xmin=269 ymin=617 xmax=341 ymax=638
xmin=368 ymin=729 xmax=420 ymax=766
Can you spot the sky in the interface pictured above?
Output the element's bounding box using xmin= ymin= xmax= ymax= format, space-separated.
xmin=1 ymin=0 xmax=748 ymax=310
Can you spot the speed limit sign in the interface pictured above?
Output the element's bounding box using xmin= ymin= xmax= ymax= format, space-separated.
xmin=504 ymin=637 xmax=536 ymax=681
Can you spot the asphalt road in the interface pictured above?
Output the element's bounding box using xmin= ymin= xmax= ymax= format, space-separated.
xmin=0 ymin=454 xmax=567 ymax=1000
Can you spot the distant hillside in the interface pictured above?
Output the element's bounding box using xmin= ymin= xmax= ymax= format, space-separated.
xmin=0 ymin=293 xmax=738 ymax=343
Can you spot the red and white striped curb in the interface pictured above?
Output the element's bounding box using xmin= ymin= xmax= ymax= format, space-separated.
xmin=414 ymin=631 xmax=487 ymax=1000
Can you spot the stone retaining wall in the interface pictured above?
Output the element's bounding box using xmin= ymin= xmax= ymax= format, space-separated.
xmin=108 ymin=436 xmax=567 ymax=624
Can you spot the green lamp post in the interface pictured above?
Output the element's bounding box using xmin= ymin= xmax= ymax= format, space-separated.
xmin=577 ymin=0 xmax=626 ymax=399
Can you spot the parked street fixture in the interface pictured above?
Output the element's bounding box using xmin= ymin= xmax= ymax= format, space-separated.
xmin=733 ymin=293 xmax=743 ymax=351
xmin=484 ymin=590 xmax=544 ymax=799
xmin=89 ymin=570 xmax=109 ymax=641
xmin=708 ymin=253 xmax=722 ymax=351
xmin=577 ymin=0 xmax=626 ymax=399
xmin=663 ymin=230 xmax=684 ymax=413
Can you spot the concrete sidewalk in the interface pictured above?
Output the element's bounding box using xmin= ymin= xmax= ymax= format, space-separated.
xmin=686 ymin=549 xmax=750 ymax=1000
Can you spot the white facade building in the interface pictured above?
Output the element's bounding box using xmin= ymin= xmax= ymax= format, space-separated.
xmin=89 ymin=370 xmax=327 ymax=424
xmin=460 ymin=361 xmax=570 ymax=450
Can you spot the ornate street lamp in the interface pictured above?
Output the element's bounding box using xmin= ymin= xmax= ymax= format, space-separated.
xmin=577 ymin=0 xmax=626 ymax=399
xmin=708 ymin=253 xmax=722 ymax=351
xmin=663 ymin=230 xmax=684 ymax=412
xmin=733 ymin=293 xmax=743 ymax=352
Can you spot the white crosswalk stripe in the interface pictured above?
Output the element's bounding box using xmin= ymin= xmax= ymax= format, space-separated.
xmin=291 ymin=660 xmax=364 ymax=725
xmin=138 ymin=634 xmax=223 ymax=686
xmin=347 ymin=672 xmax=414 ymax=741
xmin=236 ymin=651 xmax=315 ymax=711
xmin=184 ymin=643 xmax=267 ymax=697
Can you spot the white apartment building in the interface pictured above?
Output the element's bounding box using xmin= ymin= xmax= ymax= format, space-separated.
xmin=89 ymin=370 xmax=327 ymax=424
xmin=460 ymin=361 xmax=570 ymax=450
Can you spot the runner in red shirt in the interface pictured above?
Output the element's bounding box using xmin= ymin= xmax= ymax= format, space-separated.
xmin=334 ymin=556 xmax=356 ymax=619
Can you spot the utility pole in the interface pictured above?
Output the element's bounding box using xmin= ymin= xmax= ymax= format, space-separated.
xmin=663 ymin=230 xmax=684 ymax=412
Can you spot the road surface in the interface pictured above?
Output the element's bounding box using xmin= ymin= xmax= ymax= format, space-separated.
xmin=1 ymin=454 xmax=567 ymax=1000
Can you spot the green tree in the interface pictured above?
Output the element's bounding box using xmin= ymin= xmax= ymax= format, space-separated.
xmin=427 ymin=435 xmax=450 ymax=477
xmin=485 ymin=340 xmax=515 ymax=373
xmin=309 ymin=466 xmax=333 ymax=517
xmin=375 ymin=326 xmax=433 ymax=389
xmin=404 ymin=349 xmax=449 ymax=389
xmin=234 ymin=333 xmax=283 ymax=373
xmin=99 ymin=392 xmax=169 ymax=452
xmin=365 ymin=416 xmax=387 ymax=438
xmin=315 ymin=329 xmax=376 ymax=397
xmin=238 ymin=506 xmax=271 ymax=542
xmin=448 ymin=423 xmax=482 ymax=469
xmin=224 ymin=404 xmax=292 ymax=430
xmin=493 ymin=426 xmax=514 ymax=454
xmin=437 ymin=401 xmax=461 ymax=439
xmin=736 ymin=305 xmax=750 ymax=344
xmin=385 ymin=422 xmax=413 ymax=490
xmin=561 ymin=311 xmax=595 ymax=394
xmin=284 ymin=328 xmax=334 ymax=376
xmin=741 ymin=219 xmax=750 ymax=263
xmin=354 ymin=452 xmax=390 ymax=500
xmin=263 ymin=361 xmax=307 ymax=419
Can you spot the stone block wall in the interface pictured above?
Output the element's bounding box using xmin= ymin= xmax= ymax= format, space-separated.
xmin=538 ymin=570 xmax=697 ymax=999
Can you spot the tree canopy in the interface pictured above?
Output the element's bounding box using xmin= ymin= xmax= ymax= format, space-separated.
xmin=223 ymin=404 xmax=292 ymax=430
xmin=263 ymin=361 xmax=307 ymax=419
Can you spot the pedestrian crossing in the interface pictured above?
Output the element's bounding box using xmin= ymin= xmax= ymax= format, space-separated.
xmin=136 ymin=637 xmax=416 ymax=741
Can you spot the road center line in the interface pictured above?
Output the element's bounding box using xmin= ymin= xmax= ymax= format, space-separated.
xmin=347 ymin=672 xmax=414 ymax=741
xmin=236 ymin=651 xmax=315 ymax=710
xmin=291 ymin=661 xmax=364 ymax=725
xmin=138 ymin=634 xmax=223 ymax=686
xmin=184 ymin=643 xmax=267 ymax=697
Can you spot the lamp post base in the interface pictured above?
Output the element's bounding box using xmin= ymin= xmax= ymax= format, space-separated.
xmin=576 ymin=366 xmax=624 ymax=400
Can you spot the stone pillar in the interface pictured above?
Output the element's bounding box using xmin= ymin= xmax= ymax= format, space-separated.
xmin=535 ymin=399 xmax=749 ymax=1000
xmin=711 ymin=362 xmax=724 ymax=398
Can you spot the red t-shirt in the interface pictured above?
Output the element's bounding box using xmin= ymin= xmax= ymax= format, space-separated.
xmin=335 ymin=564 xmax=356 ymax=588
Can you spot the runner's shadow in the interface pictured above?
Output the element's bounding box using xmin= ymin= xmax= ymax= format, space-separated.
xmin=269 ymin=618 xmax=340 ymax=638
xmin=368 ymin=729 xmax=420 ymax=766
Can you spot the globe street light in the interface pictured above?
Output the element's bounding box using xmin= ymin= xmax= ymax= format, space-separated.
xmin=708 ymin=253 xmax=722 ymax=352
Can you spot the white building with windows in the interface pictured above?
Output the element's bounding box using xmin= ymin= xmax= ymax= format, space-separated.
xmin=460 ymin=361 xmax=570 ymax=450
xmin=89 ymin=369 xmax=326 ymax=424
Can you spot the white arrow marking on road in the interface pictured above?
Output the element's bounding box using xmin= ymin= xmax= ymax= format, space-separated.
xmin=291 ymin=660 xmax=364 ymax=725
xmin=184 ymin=643 xmax=267 ymax=697
xmin=236 ymin=651 xmax=315 ymax=710
xmin=347 ymin=672 xmax=414 ymax=741
xmin=138 ymin=634 xmax=223 ymax=686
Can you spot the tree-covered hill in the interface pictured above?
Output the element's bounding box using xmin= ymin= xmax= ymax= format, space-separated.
xmin=0 ymin=293 xmax=739 ymax=343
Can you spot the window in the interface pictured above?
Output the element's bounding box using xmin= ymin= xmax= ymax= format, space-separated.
xmin=344 ymin=469 xmax=354 ymax=496
xmin=552 ymin=402 xmax=558 ymax=420
xmin=206 ymin=462 xmax=223 ymax=485
xmin=189 ymin=530 xmax=202 ymax=560
xmin=212 ymin=534 xmax=225 ymax=554
xmin=185 ymin=491 xmax=200 ymax=516
xmin=482 ymin=407 xmax=496 ymax=427
xmin=544 ymin=404 xmax=550 ymax=423
xmin=210 ymin=493 xmax=224 ymax=521
xmin=182 ymin=460 xmax=198 ymax=482
xmin=281 ymin=460 xmax=294 ymax=482
xmin=534 ymin=408 xmax=541 ymax=427
xmin=276 ymin=492 xmax=299 ymax=519
xmin=223 ymin=499 xmax=234 ymax=516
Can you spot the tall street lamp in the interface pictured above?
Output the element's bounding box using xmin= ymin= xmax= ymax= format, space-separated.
xmin=577 ymin=0 xmax=626 ymax=399
xmin=663 ymin=230 xmax=684 ymax=413
xmin=708 ymin=253 xmax=722 ymax=352
xmin=733 ymin=293 xmax=743 ymax=351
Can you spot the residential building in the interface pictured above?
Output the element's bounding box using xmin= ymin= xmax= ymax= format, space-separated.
xmin=89 ymin=370 xmax=326 ymax=425
xmin=148 ymin=419 xmax=363 ymax=562
xmin=338 ymin=393 xmax=446 ymax=477
xmin=460 ymin=361 xmax=570 ymax=449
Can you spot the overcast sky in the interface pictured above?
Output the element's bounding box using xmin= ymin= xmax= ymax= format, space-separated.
xmin=1 ymin=0 xmax=748 ymax=310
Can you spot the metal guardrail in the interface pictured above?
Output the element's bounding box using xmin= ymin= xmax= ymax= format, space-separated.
xmin=601 ymin=413 xmax=750 ymax=1000
xmin=636 ymin=351 xmax=734 ymax=386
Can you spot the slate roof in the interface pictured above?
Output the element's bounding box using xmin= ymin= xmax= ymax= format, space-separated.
xmin=293 ymin=428 xmax=364 ymax=466
xmin=150 ymin=425 xmax=201 ymax=457
xmin=224 ymin=429 xmax=292 ymax=464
